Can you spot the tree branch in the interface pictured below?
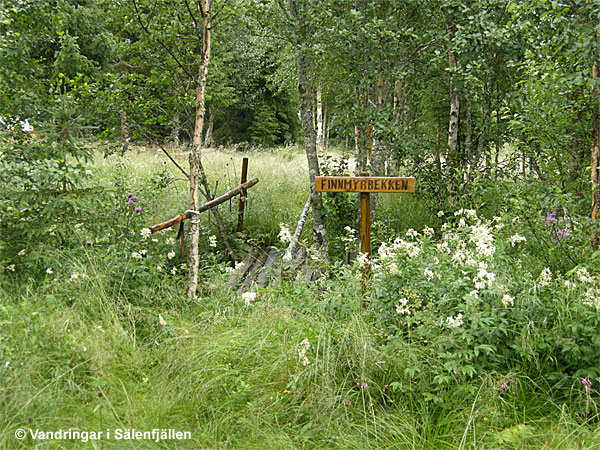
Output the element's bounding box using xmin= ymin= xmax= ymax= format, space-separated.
xmin=131 ymin=0 xmax=196 ymax=80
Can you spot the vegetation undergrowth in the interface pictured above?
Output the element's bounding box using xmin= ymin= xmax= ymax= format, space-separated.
xmin=1 ymin=148 xmax=599 ymax=449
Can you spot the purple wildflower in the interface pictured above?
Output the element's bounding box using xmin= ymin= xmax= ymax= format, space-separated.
xmin=128 ymin=193 xmax=133 ymax=198
xmin=97 ymin=390 xmax=103 ymax=397
xmin=501 ymin=381 xmax=508 ymax=391
xmin=132 ymin=196 xmax=138 ymax=202
xmin=135 ymin=206 xmax=141 ymax=213
xmin=85 ymin=240 xmax=92 ymax=245
xmin=128 ymin=200 xmax=134 ymax=205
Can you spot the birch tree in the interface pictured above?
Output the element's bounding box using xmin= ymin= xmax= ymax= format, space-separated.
xmin=130 ymin=0 xmax=235 ymax=297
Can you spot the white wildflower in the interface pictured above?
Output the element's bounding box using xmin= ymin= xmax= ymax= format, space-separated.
xmin=576 ymin=267 xmax=595 ymax=284
xmin=45 ymin=267 xmax=53 ymax=274
xmin=437 ymin=211 xmax=445 ymax=218
xmin=406 ymin=228 xmax=418 ymax=238
xmin=166 ymin=237 xmax=176 ymax=245
xmin=564 ymin=279 xmax=576 ymax=289
xmin=18 ymin=249 xmax=25 ymax=256
xmin=298 ymin=338 xmax=311 ymax=366
xmin=538 ymin=267 xmax=552 ymax=287
xmin=396 ymin=298 xmax=410 ymax=315
xmin=140 ymin=249 xmax=147 ymax=256
xmin=470 ymin=224 xmax=495 ymax=258
xmin=157 ymin=265 xmax=162 ymax=272
xmin=209 ymin=235 xmax=217 ymax=248
xmin=6 ymin=264 xmax=15 ymax=272
xmin=424 ymin=268 xmax=434 ymax=281
xmin=141 ymin=228 xmax=151 ymax=240
xmin=423 ymin=226 xmax=434 ymax=237
xmin=158 ymin=314 xmax=168 ymax=326
xmin=583 ymin=289 xmax=600 ymax=311
xmin=170 ymin=267 xmax=177 ymax=275
xmin=167 ymin=251 xmax=176 ymax=260
xmin=501 ymin=294 xmax=514 ymax=307
xmin=509 ymin=233 xmax=526 ymax=247
xmin=357 ymin=252 xmax=371 ymax=269
xmin=278 ymin=223 xmax=293 ymax=244
xmin=242 ymin=291 xmax=256 ymax=307
xmin=131 ymin=252 xmax=142 ymax=259
xmin=469 ymin=290 xmax=479 ymax=299
xmin=458 ymin=218 xmax=466 ymax=227
xmin=446 ymin=313 xmax=464 ymax=328
xmin=70 ymin=272 xmax=79 ymax=282
xmin=224 ymin=266 xmax=235 ymax=274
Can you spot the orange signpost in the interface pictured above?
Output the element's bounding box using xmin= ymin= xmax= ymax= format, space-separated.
xmin=315 ymin=172 xmax=415 ymax=296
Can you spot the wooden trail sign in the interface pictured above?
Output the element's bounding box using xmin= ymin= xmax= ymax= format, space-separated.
xmin=315 ymin=176 xmax=414 ymax=193
xmin=315 ymin=173 xmax=415 ymax=296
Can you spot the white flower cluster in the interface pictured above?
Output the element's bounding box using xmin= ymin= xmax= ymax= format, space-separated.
xmin=141 ymin=228 xmax=151 ymax=240
xmin=298 ymin=338 xmax=311 ymax=366
xmin=501 ymin=294 xmax=514 ymax=307
xmin=470 ymin=224 xmax=496 ymax=258
xmin=209 ymin=235 xmax=217 ymax=248
xmin=422 ymin=226 xmax=434 ymax=237
xmin=446 ymin=313 xmax=464 ymax=328
xmin=278 ymin=223 xmax=292 ymax=244
xmin=424 ymin=268 xmax=435 ymax=281
xmin=538 ymin=267 xmax=552 ymax=287
xmin=583 ymin=288 xmax=600 ymax=311
xmin=576 ymin=267 xmax=595 ymax=284
xmin=396 ymin=298 xmax=410 ymax=315
xmin=242 ymin=291 xmax=256 ymax=307
xmin=509 ymin=233 xmax=526 ymax=247
xmin=356 ymin=252 xmax=371 ymax=269
xmin=474 ymin=265 xmax=496 ymax=290
xmin=406 ymin=228 xmax=419 ymax=239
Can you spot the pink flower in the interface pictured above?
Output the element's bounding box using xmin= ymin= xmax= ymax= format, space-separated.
xmin=132 ymin=196 xmax=138 ymax=202
xmin=128 ymin=193 xmax=133 ymax=197
xmin=135 ymin=206 xmax=141 ymax=212
xmin=345 ymin=400 xmax=352 ymax=406
xmin=128 ymin=200 xmax=134 ymax=205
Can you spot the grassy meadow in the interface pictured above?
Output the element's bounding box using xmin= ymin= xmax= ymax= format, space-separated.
xmin=1 ymin=145 xmax=600 ymax=449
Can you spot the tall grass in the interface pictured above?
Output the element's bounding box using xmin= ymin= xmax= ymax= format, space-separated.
xmin=1 ymin=147 xmax=599 ymax=449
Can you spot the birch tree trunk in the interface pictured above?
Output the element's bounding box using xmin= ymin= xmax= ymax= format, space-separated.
xmin=295 ymin=48 xmax=328 ymax=256
xmin=445 ymin=16 xmax=460 ymax=162
xmin=316 ymin=84 xmax=323 ymax=154
xmin=591 ymin=61 xmax=599 ymax=248
xmin=188 ymin=4 xmax=211 ymax=298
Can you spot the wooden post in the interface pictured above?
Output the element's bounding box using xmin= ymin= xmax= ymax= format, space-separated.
xmin=237 ymin=157 xmax=249 ymax=232
xmin=359 ymin=172 xmax=371 ymax=296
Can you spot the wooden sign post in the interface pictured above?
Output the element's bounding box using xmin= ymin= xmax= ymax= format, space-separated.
xmin=315 ymin=172 xmax=415 ymax=295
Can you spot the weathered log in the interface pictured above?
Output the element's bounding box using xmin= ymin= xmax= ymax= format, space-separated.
xmin=149 ymin=177 xmax=259 ymax=233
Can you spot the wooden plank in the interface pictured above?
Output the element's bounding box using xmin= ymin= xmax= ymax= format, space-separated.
xmin=226 ymin=249 xmax=259 ymax=288
xmin=256 ymin=249 xmax=281 ymax=287
xmin=315 ymin=176 xmax=415 ymax=193
xmin=239 ymin=251 xmax=269 ymax=292
xmin=360 ymin=190 xmax=371 ymax=298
